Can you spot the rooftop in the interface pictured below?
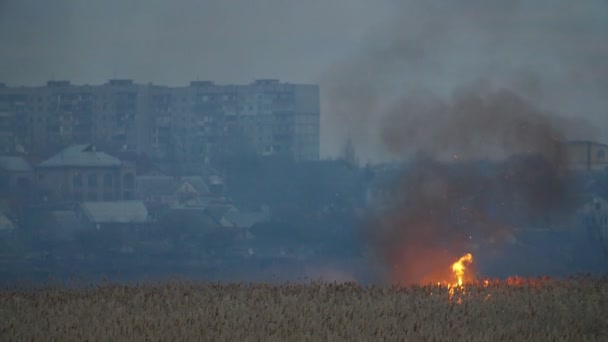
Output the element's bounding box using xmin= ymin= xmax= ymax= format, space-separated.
xmin=38 ymin=144 xmax=122 ymax=168
xmin=136 ymin=176 xmax=210 ymax=196
xmin=223 ymin=210 xmax=269 ymax=229
xmin=0 ymin=156 xmax=32 ymax=172
xmin=80 ymin=200 xmax=149 ymax=224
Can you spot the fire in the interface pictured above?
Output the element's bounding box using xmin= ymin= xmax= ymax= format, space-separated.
xmin=442 ymin=253 xmax=474 ymax=302
xmin=451 ymin=253 xmax=473 ymax=286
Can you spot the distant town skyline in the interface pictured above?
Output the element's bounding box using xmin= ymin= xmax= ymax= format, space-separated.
xmin=1 ymin=0 xmax=607 ymax=160
xmin=0 ymin=79 xmax=320 ymax=163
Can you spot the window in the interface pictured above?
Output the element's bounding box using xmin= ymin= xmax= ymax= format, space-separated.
xmin=597 ymin=149 xmax=606 ymax=162
xmin=88 ymin=174 xmax=98 ymax=188
xmin=73 ymin=173 xmax=83 ymax=187
xmin=103 ymin=191 xmax=114 ymax=201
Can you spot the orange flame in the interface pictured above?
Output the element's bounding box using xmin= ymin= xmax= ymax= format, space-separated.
xmin=451 ymin=253 xmax=473 ymax=286
xmin=444 ymin=253 xmax=473 ymax=302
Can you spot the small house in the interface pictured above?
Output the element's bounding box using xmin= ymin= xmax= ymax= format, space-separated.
xmin=135 ymin=175 xmax=212 ymax=213
xmin=0 ymin=156 xmax=33 ymax=199
xmin=79 ymin=200 xmax=149 ymax=230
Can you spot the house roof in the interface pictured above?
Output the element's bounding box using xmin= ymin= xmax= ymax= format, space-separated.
xmin=38 ymin=144 xmax=122 ymax=168
xmin=223 ymin=211 xmax=269 ymax=229
xmin=80 ymin=200 xmax=148 ymax=224
xmin=180 ymin=176 xmax=211 ymax=195
xmin=206 ymin=203 xmax=239 ymax=222
xmin=136 ymin=176 xmax=211 ymax=197
xmin=0 ymin=156 xmax=32 ymax=172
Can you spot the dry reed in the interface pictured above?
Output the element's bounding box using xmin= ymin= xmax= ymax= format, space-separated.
xmin=1 ymin=276 xmax=607 ymax=341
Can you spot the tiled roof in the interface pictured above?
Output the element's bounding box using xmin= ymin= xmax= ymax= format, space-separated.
xmin=38 ymin=144 xmax=122 ymax=168
xmin=80 ymin=200 xmax=149 ymax=224
xmin=0 ymin=156 xmax=32 ymax=172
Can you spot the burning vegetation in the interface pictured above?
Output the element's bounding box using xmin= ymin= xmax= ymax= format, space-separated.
xmin=360 ymin=86 xmax=586 ymax=287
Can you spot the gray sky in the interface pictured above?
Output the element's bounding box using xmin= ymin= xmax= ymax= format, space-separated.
xmin=1 ymin=0 xmax=607 ymax=160
xmin=0 ymin=0 xmax=390 ymax=85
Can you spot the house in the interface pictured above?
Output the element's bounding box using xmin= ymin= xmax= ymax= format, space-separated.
xmin=207 ymin=175 xmax=225 ymax=197
xmin=77 ymin=200 xmax=150 ymax=253
xmin=205 ymin=203 xmax=241 ymax=228
xmin=162 ymin=207 xmax=221 ymax=232
xmin=135 ymin=175 xmax=212 ymax=213
xmin=78 ymin=200 xmax=149 ymax=230
xmin=0 ymin=156 xmax=33 ymax=198
xmin=222 ymin=210 xmax=270 ymax=230
xmin=566 ymin=140 xmax=608 ymax=172
xmin=35 ymin=144 xmax=136 ymax=203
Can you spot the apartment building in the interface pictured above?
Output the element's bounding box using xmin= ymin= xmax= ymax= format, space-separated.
xmin=0 ymin=79 xmax=320 ymax=162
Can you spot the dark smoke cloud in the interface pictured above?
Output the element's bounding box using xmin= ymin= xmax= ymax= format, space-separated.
xmin=380 ymin=83 xmax=597 ymax=161
xmin=357 ymin=85 xmax=588 ymax=285
xmin=322 ymin=0 xmax=608 ymax=161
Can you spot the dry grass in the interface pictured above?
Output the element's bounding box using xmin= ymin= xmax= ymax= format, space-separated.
xmin=1 ymin=277 xmax=608 ymax=341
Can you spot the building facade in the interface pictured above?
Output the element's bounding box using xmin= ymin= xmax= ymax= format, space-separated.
xmin=0 ymin=79 xmax=320 ymax=162
xmin=35 ymin=144 xmax=136 ymax=203
xmin=566 ymin=140 xmax=608 ymax=172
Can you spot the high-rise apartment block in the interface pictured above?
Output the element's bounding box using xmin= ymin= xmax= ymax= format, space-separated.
xmin=0 ymin=79 xmax=320 ymax=162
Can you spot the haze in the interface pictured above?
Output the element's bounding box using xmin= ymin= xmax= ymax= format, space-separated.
xmin=1 ymin=0 xmax=606 ymax=161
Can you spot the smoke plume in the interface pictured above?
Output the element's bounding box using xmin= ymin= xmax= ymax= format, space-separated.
xmin=359 ymin=83 xmax=593 ymax=284
xmin=322 ymin=1 xmax=603 ymax=284
xmin=322 ymin=0 xmax=607 ymax=161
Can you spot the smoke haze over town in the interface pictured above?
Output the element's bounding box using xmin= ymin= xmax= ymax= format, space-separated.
xmin=1 ymin=0 xmax=607 ymax=161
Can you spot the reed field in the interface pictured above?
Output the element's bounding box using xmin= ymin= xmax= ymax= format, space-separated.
xmin=1 ymin=276 xmax=607 ymax=341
